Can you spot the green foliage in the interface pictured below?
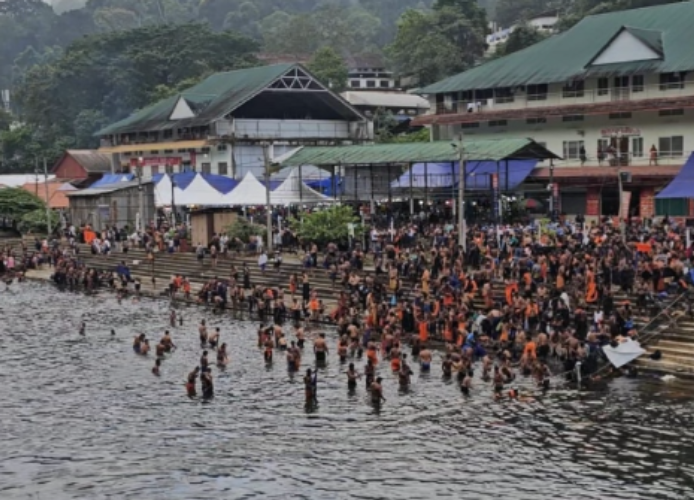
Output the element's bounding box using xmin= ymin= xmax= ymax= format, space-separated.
xmin=387 ymin=1 xmax=488 ymax=87
xmin=19 ymin=208 xmax=60 ymax=234
xmin=0 ymin=187 xmax=45 ymax=218
xmin=225 ymin=218 xmax=266 ymax=243
xmin=289 ymin=205 xmax=360 ymax=246
xmin=307 ymin=47 xmax=348 ymax=92
xmin=491 ymin=23 xmax=548 ymax=58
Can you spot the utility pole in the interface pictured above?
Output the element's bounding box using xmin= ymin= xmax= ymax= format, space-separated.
xmin=549 ymin=159 xmax=556 ymax=222
xmin=169 ymin=166 xmax=176 ymax=226
xmin=262 ymin=144 xmax=273 ymax=253
xmin=43 ymin=158 xmax=51 ymax=237
xmin=453 ymin=138 xmax=466 ymax=252
xmin=137 ymin=157 xmax=144 ymax=232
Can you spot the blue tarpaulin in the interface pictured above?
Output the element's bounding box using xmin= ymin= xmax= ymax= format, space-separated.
xmin=656 ymin=153 xmax=694 ymax=199
xmin=306 ymin=176 xmax=341 ymax=196
xmin=391 ymin=160 xmax=538 ymax=191
xmin=90 ymin=174 xmax=134 ymax=187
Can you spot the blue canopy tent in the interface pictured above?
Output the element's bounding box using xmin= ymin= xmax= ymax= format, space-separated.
xmin=90 ymin=174 xmax=134 ymax=188
xmin=656 ymin=153 xmax=694 ymax=199
xmin=390 ymin=160 xmax=538 ymax=191
xmin=306 ymin=176 xmax=342 ymax=197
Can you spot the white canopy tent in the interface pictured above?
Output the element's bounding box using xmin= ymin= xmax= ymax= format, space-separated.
xmin=153 ymin=174 xmax=173 ymax=207
xmin=174 ymin=174 xmax=226 ymax=206
xmin=220 ymin=172 xmax=268 ymax=206
xmin=271 ymin=168 xmax=330 ymax=205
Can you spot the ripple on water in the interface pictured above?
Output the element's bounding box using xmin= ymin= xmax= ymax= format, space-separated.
xmin=1 ymin=282 xmax=694 ymax=499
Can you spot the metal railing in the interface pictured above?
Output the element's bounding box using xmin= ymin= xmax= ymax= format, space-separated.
xmin=638 ymin=290 xmax=691 ymax=346
xmin=434 ymin=81 xmax=694 ymax=115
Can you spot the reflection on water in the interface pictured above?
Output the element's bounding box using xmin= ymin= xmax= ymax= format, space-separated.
xmin=1 ymin=282 xmax=694 ymax=500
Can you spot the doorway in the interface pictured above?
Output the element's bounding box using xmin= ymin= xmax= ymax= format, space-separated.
xmin=609 ymin=135 xmax=629 ymax=166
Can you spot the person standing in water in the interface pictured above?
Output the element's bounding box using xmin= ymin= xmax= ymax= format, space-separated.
xmin=370 ymin=377 xmax=386 ymax=405
xmin=186 ymin=367 xmax=199 ymax=397
xmin=201 ymin=368 xmax=214 ymax=399
xmin=364 ymin=358 xmax=375 ymax=390
xmin=314 ymin=333 xmax=328 ymax=365
xmin=346 ymin=363 xmax=360 ymax=392
xmin=217 ymin=343 xmax=229 ymax=367
xmin=208 ymin=327 xmax=220 ymax=350
xmin=419 ymin=345 xmax=432 ymax=372
xmin=162 ymin=330 xmax=176 ymax=352
xmin=399 ymin=354 xmax=413 ymax=388
xmin=304 ymin=368 xmax=317 ymax=405
xmin=199 ymin=320 xmax=208 ymax=348
xmin=152 ymin=359 xmax=161 ymax=376
xmin=79 ymin=322 xmax=85 ymax=336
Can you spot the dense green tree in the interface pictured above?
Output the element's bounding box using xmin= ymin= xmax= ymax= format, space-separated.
xmin=289 ymin=205 xmax=360 ymax=246
xmin=492 ymin=23 xmax=548 ymax=58
xmin=307 ymin=47 xmax=348 ymax=92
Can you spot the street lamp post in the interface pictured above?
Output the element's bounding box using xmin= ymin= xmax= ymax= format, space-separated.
xmin=452 ymin=138 xmax=466 ymax=252
xmin=137 ymin=156 xmax=144 ymax=232
xmin=169 ymin=165 xmax=177 ymax=226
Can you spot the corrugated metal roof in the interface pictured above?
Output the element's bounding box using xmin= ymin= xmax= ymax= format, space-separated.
xmin=341 ymin=91 xmax=430 ymax=109
xmin=98 ymin=140 xmax=207 ymax=154
xmin=95 ymin=64 xmax=297 ymax=136
xmin=67 ymin=179 xmax=153 ymax=196
xmin=280 ymin=139 xmax=559 ymax=166
xmin=420 ymin=2 xmax=694 ymax=93
xmin=66 ymin=150 xmax=112 ymax=173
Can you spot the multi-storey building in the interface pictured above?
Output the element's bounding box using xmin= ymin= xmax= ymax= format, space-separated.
xmin=96 ymin=63 xmax=371 ymax=179
xmin=414 ymin=2 xmax=694 ymax=218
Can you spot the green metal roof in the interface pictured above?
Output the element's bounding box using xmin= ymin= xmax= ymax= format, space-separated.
xmin=420 ymin=2 xmax=694 ymax=94
xmin=279 ymin=139 xmax=559 ymax=166
xmin=96 ymin=63 xmax=296 ymax=136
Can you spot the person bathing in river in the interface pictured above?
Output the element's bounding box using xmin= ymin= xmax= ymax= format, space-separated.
xmin=162 ymin=330 xmax=176 ymax=353
xmin=186 ymin=367 xmax=200 ymax=397
xmin=399 ymin=354 xmax=414 ymax=388
xmin=346 ymin=363 xmax=360 ymax=391
xmin=442 ymin=354 xmax=453 ymax=379
xmin=217 ymin=343 xmax=229 ymax=367
xmin=199 ymin=320 xmax=208 ymax=348
xmin=200 ymin=351 xmax=209 ymax=372
xmin=264 ymin=336 xmax=274 ymax=364
xmin=370 ymin=377 xmax=386 ymax=405
xmin=208 ymin=327 xmax=220 ymax=350
xmin=304 ymin=368 xmax=317 ymax=405
xmin=133 ymin=333 xmax=145 ymax=354
xmin=140 ymin=339 xmax=150 ymax=356
xmin=461 ymin=370 xmax=473 ymax=396
xmin=364 ymin=358 xmax=375 ymax=390
xmin=287 ymin=341 xmax=300 ymax=372
xmin=152 ymin=359 xmax=161 ymax=376
xmin=337 ymin=337 xmax=348 ymax=363
xmin=295 ymin=326 xmax=305 ymax=350
xmin=201 ymin=367 xmax=214 ymax=399
xmin=314 ymin=333 xmax=328 ymax=365
xmin=419 ymin=345 xmax=432 ymax=372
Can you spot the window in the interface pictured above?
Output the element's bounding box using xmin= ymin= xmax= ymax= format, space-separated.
xmin=201 ymin=147 xmax=210 ymax=154
xmin=562 ymin=80 xmax=584 ymax=98
xmin=201 ymin=162 xmax=211 ymax=174
xmin=562 ymin=114 xmax=584 ymax=122
xmin=217 ymin=144 xmax=227 ymax=151
xmin=177 ymin=149 xmax=187 ymax=153
xmin=609 ymin=112 xmax=631 ymax=120
xmin=632 ymin=137 xmax=644 ymax=158
xmin=164 ymin=164 xmax=174 ymax=174
xmin=660 ymin=72 xmax=685 ymax=90
xmin=164 ymin=149 xmax=174 ymax=154
xmin=218 ymin=162 xmax=229 ymax=176
xmin=494 ymin=87 xmax=514 ymax=104
xmin=366 ymin=80 xmax=376 ymax=88
xmin=380 ymin=80 xmax=390 ymax=88
xmin=150 ymin=150 xmax=159 ymax=154
xmin=150 ymin=165 xmax=160 ymax=175
xmin=632 ymin=75 xmax=644 ymax=92
xmin=527 ymin=84 xmax=548 ymax=101
xmin=563 ymin=140 xmax=585 ymax=159
xmin=659 ymin=136 xmax=684 ymax=157
xmin=526 ymin=117 xmax=547 ymax=124
xmin=460 ymin=122 xmax=480 ymax=129
xmin=659 ymin=108 xmax=684 ymax=117
xmin=350 ymin=80 xmax=360 ymax=88
xmin=597 ymin=78 xmax=609 ymax=96
xmin=163 ymin=130 xmax=173 ymax=139
xmin=488 ymin=120 xmax=508 ymax=127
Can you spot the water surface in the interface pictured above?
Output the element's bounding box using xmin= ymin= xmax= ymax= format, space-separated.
xmin=1 ymin=282 xmax=693 ymax=500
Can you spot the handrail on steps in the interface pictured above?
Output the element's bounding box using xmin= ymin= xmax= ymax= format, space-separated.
xmin=639 ymin=290 xmax=691 ymax=346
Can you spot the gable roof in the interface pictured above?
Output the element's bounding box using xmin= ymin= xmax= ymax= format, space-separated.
xmin=420 ymin=2 xmax=694 ymax=94
xmin=55 ymin=150 xmax=112 ymax=174
xmin=96 ymin=63 xmax=303 ymax=136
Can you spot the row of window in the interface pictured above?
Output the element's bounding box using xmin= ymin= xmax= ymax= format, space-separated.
xmin=562 ymin=136 xmax=684 ymax=159
xmin=123 ymin=145 xmax=227 ymax=156
xmin=349 ymin=80 xmax=392 ymax=89
xmin=458 ymin=73 xmax=685 ymax=102
xmin=459 ymin=108 xmax=686 ymax=129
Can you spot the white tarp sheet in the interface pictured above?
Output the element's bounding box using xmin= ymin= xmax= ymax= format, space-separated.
xmin=271 ymin=168 xmax=330 ymax=205
xmin=603 ymin=339 xmax=646 ymax=368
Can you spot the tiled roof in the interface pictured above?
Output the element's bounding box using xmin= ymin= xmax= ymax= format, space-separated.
xmin=20 ymin=181 xmax=73 ymax=209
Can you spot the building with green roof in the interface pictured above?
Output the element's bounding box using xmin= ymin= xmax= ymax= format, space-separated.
xmin=96 ymin=63 xmax=371 ymax=179
xmin=412 ymin=2 xmax=694 ymax=219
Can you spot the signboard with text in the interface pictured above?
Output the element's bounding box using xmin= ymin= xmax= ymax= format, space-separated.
xmin=129 ymin=157 xmax=182 ymax=167
xmin=600 ymin=127 xmax=641 ymax=137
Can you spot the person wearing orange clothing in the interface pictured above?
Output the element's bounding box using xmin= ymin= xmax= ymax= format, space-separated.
xmin=585 ymin=269 xmax=598 ymax=303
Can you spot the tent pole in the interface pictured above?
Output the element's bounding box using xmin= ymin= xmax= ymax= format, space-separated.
xmin=353 ymin=165 xmax=357 ymax=206
xmin=332 ymin=164 xmax=337 ymax=204
xmin=409 ymin=163 xmax=414 ymax=216
xmin=424 ymin=162 xmax=429 ymax=212
xmin=299 ymin=164 xmax=304 ymax=205
xmin=369 ymin=164 xmax=375 ymax=215
xmin=451 ymin=161 xmax=456 ymax=220
xmin=262 ymin=145 xmax=273 ymax=253
xmin=387 ymin=164 xmax=392 ymax=212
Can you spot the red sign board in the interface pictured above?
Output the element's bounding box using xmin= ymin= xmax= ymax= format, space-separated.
xmin=129 ymin=157 xmax=182 ymax=167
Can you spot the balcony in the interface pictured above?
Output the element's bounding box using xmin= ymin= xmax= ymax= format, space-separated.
xmin=539 ymin=149 xmax=689 ymax=170
xmin=418 ymin=82 xmax=694 ymax=126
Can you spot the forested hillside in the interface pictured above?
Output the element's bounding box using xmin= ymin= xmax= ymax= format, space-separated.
xmin=0 ymin=0 xmax=686 ymax=172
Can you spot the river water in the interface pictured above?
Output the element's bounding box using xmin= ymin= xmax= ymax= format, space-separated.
xmin=1 ymin=282 xmax=694 ymax=500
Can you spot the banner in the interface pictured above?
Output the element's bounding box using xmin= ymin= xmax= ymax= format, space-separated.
xmin=130 ymin=157 xmax=182 ymax=167
xmin=491 ymin=173 xmax=499 ymax=223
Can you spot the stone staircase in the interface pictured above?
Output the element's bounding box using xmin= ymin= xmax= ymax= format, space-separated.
xmin=636 ymin=315 xmax=694 ymax=377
